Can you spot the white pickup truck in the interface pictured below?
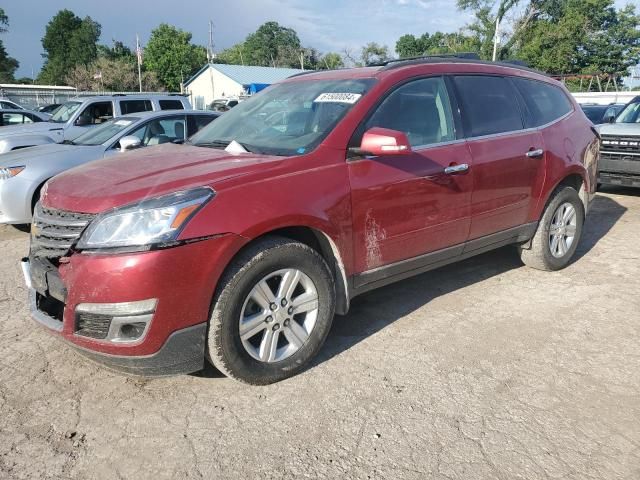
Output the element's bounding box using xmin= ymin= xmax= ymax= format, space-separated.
xmin=0 ymin=94 xmax=191 ymax=154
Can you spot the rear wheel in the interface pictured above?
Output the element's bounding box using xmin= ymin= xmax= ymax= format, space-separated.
xmin=206 ymin=237 xmax=335 ymax=384
xmin=519 ymin=186 xmax=584 ymax=271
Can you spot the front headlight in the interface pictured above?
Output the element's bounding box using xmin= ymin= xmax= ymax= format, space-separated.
xmin=77 ymin=187 xmax=214 ymax=250
xmin=0 ymin=166 xmax=25 ymax=180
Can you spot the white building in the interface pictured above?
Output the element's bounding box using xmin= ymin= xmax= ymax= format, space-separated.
xmin=572 ymin=91 xmax=637 ymax=105
xmin=184 ymin=63 xmax=304 ymax=109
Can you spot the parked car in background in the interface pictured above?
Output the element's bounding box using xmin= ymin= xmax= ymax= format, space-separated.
xmin=22 ymin=57 xmax=598 ymax=384
xmin=208 ymin=97 xmax=242 ymax=112
xmin=580 ymin=103 xmax=625 ymax=124
xmin=0 ymin=94 xmax=192 ymax=154
xmin=0 ymin=109 xmax=49 ymax=126
xmin=0 ymin=110 xmax=217 ymax=224
xmin=37 ymin=103 xmax=62 ymax=115
xmin=0 ymin=98 xmax=25 ymax=110
xmin=597 ymin=95 xmax=640 ymax=188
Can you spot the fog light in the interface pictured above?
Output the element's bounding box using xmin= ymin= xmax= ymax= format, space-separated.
xmin=75 ymin=299 xmax=157 ymax=343
xmin=118 ymin=322 xmax=147 ymax=340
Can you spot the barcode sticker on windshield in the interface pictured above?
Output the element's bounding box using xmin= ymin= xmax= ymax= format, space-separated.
xmin=314 ymin=93 xmax=362 ymax=104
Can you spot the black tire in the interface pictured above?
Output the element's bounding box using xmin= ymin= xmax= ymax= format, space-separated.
xmin=206 ymin=236 xmax=336 ymax=385
xmin=519 ymin=186 xmax=585 ymax=271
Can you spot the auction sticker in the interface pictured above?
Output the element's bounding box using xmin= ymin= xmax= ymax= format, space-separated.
xmin=314 ymin=93 xmax=362 ymax=104
xmin=114 ymin=120 xmax=133 ymax=126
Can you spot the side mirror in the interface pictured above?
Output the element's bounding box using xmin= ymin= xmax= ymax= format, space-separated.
xmin=356 ymin=127 xmax=412 ymax=156
xmin=75 ymin=116 xmax=91 ymax=126
xmin=606 ymin=115 xmax=616 ymax=124
xmin=119 ymin=135 xmax=142 ymax=153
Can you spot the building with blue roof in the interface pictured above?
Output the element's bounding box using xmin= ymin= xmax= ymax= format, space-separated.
xmin=184 ymin=63 xmax=304 ymax=109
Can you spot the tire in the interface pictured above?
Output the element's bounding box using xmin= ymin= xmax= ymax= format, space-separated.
xmin=206 ymin=236 xmax=336 ymax=385
xmin=519 ymin=186 xmax=585 ymax=271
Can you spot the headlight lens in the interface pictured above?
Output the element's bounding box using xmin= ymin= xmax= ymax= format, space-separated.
xmin=0 ymin=166 xmax=25 ymax=180
xmin=77 ymin=187 xmax=214 ymax=250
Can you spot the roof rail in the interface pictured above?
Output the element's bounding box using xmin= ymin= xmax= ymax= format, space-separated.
xmin=372 ymin=53 xmax=480 ymax=69
xmin=287 ymin=70 xmax=318 ymax=79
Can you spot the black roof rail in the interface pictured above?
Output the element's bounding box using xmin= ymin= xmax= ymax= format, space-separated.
xmin=287 ymin=70 xmax=318 ymax=79
xmin=372 ymin=52 xmax=480 ymax=69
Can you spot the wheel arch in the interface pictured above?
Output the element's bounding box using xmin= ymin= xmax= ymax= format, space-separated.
xmin=537 ymin=169 xmax=589 ymax=219
xmin=236 ymin=226 xmax=351 ymax=315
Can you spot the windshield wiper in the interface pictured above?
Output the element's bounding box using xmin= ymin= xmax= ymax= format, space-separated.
xmin=193 ymin=139 xmax=254 ymax=153
xmin=62 ymin=140 xmax=75 ymax=145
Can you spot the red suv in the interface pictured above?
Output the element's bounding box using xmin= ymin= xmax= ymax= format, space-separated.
xmin=23 ymin=57 xmax=599 ymax=384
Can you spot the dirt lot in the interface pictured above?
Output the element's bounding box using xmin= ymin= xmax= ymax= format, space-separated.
xmin=1 ymin=187 xmax=639 ymax=480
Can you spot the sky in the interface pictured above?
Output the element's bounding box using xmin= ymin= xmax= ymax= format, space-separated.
xmin=3 ymin=0 xmax=640 ymax=79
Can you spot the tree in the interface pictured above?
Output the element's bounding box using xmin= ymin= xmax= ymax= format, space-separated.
xmin=144 ymin=24 xmax=207 ymax=91
xmin=396 ymin=32 xmax=481 ymax=58
xmin=39 ymin=10 xmax=101 ymax=85
xmin=97 ymin=40 xmax=135 ymax=63
xmin=515 ymin=0 xmax=640 ymax=77
xmin=361 ymin=42 xmax=390 ymax=65
xmin=0 ymin=8 xmax=19 ymax=82
xmin=319 ymin=52 xmax=344 ymax=70
xmin=66 ymin=57 xmax=162 ymax=92
xmin=242 ymin=21 xmax=302 ymax=67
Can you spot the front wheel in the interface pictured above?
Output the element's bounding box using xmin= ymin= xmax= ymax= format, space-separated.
xmin=206 ymin=237 xmax=336 ymax=384
xmin=519 ymin=186 xmax=585 ymax=271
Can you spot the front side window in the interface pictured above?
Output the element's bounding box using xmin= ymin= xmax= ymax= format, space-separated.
xmin=2 ymin=113 xmax=32 ymax=125
xmin=512 ymin=78 xmax=573 ymax=127
xmin=129 ymin=116 xmax=186 ymax=146
xmin=77 ymin=101 xmax=114 ymax=125
xmin=453 ymin=75 xmax=524 ymax=137
xmin=120 ymin=99 xmax=153 ymax=114
xmin=50 ymin=101 xmax=82 ymax=123
xmin=190 ymin=79 xmax=376 ymax=156
xmin=73 ymin=117 xmax=140 ymax=146
xmin=358 ymin=76 xmax=455 ymax=148
xmin=615 ymin=99 xmax=640 ymax=124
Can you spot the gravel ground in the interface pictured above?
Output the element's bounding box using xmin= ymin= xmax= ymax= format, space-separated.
xmin=1 ymin=187 xmax=639 ymax=480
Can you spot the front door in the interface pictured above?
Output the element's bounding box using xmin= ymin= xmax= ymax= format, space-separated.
xmin=348 ymin=76 xmax=473 ymax=274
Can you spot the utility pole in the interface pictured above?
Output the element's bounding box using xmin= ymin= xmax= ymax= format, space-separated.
xmin=136 ymin=34 xmax=143 ymax=92
xmin=208 ymin=21 xmax=215 ymax=105
xmin=492 ymin=15 xmax=500 ymax=62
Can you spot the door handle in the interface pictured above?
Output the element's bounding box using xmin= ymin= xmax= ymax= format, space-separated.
xmin=444 ymin=163 xmax=469 ymax=175
xmin=526 ymin=148 xmax=544 ymax=158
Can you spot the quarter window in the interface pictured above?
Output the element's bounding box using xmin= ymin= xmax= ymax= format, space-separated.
xmin=159 ymin=99 xmax=185 ymax=110
xmin=359 ymin=77 xmax=455 ymax=148
xmin=512 ymin=78 xmax=573 ymax=127
xmin=453 ymin=75 xmax=524 ymax=137
xmin=120 ymin=99 xmax=153 ymax=114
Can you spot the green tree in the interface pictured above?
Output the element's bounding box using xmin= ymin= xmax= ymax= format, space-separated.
xmin=0 ymin=8 xmax=19 ymax=82
xmin=144 ymin=24 xmax=207 ymax=91
xmin=39 ymin=10 xmax=101 ymax=85
xmin=242 ymin=21 xmax=302 ymax=67
xmin=97 ymin=40 xmax=135 ymax=63
xmin=66 ymin=57 xmax=162 ymax=92
xmin=318 ymin=52 xmax=344 ymax=69
xmin=361 ymin=42 xmax=390 ymax=65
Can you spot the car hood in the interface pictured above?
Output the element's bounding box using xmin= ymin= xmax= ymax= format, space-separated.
xmin=0 ymin=122 xmax=62 ymax=138
xmin=44 ymin=143 xmax=287 ymax=213
xmin=0 ymin=143 xmax=103 ymax=172
xmin=598 ymin=123 xmax=640 ymax=137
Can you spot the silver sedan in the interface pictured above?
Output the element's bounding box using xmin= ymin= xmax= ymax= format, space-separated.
xmin=0 ymin=110 xmax=218 ymax=224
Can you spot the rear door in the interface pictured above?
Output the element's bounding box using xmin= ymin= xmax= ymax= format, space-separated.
xmin=348 ymin=76 xmax=473 ymax=274
xmin=453 ymin=75 xmax=545 ymax=240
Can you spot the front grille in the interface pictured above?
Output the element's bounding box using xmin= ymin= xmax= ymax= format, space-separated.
xmin=600 ymin=135 xmax=640 ymax=159
xmin=31 ymin=203 xmax=95 ymax=259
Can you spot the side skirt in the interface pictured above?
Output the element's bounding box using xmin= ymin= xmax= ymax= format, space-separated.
xmin=350 ymin=222 xmax=537 ymax=298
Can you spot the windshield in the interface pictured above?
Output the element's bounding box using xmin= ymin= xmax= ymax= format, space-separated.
xmin=616 ymin=100 xmax=640 ymax=123
xmin=72 ymin=117 xmax=140 ymax=146
xmin=190 ymin=78 xmax=376 ymax=156
xmin=49 ymin=101 xmax=82 ymax=123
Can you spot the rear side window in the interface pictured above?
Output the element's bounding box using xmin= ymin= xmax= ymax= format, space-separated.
xmin=120 ymin=99 xmax=153 ymax=114
xmin=358 ymin=76 xmax=455 ymax=148
xmin=512 ymin=78 xmax=573 ymax=127
xmin=159 ymin=99 xmax=185 ymax=110
xmin=453 ymin=75 xmax=524 ymax=137
xmin=1 ymin=113 xmax=32 ymax=125
xmin=188 ymin=114 xmax=216 ymax=136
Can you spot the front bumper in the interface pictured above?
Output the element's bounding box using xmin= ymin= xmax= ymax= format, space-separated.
xmin=598 ymin=155 xmax=640 ymax=188
xmin=23 ymin=234 xmax=247 ymax=376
